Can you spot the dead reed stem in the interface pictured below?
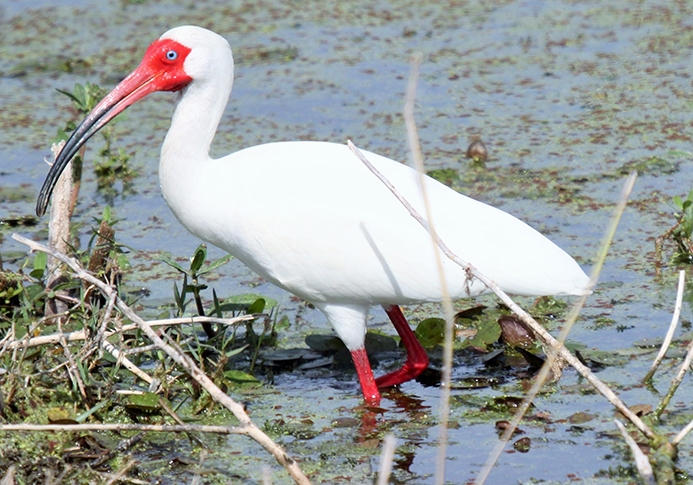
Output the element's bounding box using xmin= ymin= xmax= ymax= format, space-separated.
xmin=401 ymin=52 xmax=457 ymax=485
xmin=45 ymin=141 xmax=73 ymax=322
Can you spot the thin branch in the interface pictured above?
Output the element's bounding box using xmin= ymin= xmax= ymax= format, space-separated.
xmin=673 ymin=416 xmax=693 ymax=446
xmin=11 ymin=233 xmax=312 ymax=485
xmin=645 ymin=270 xmax=685 ymax=382
xmin=0 ymin=466 xmax=15 ymax=485
xmin=0 ymin=422 xmax=245 ymax=434
xmin=100 ymin=338 xmax=153 ymax=384
xmin=103 ymin=458 xmax=138 ymax=485
xmin=614 ymin=420 xmax=655 ymax=485
xmin=3 ymin=315 xmax=253 ymax=350
xmin=94 ymin=290 xmax=118 ymax=348
xmin=58 ymin=320 xmax=88 ymax=401
xmin=655 ymin=288 xmax=693 ymax=418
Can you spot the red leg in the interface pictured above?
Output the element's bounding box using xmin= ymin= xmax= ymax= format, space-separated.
xmin=375 ymin=305 xmax=429 ymax=388
xmin=350 ymin=347 xmax=381 ymax=405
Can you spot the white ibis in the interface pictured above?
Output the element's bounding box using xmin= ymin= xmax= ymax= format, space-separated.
xmin=37 ymin=26 xmax=590 ymax=405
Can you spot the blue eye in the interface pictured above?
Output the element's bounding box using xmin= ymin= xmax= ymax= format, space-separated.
xmin=166 ymin=50 xmax=178 ymax=61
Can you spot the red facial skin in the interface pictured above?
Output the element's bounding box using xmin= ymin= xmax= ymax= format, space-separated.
xmin=36 ymin=38 xmax=193 ymax=216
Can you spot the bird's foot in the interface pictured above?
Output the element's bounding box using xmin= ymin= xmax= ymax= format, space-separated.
xmin=375 ymin=355 xmax=429 ymax=389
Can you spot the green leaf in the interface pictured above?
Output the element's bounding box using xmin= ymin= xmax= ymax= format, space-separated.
xmin=185 ymin=283 xmax=208 ymax=293
xmin=173 ymin=281 xmax=184 ymax=311
xmin=159 ymin=257 xmax=187 ymax=274
xmin=225 ymin=344 xmax=249 ymax=358
xmin=73 ymin=83 xmax=86 ymax=107
xmin=56 ymin=86 xmax=82 ymax=107
xmin=54 ymin=128 xmax=69 ymax=144
xmin=47 ymin=407 xmax=77 ymax=424
xmin=30 ymin=252 xmax=47 ymax=279
xmin=305 ymin=334 xmax=343 ymax=352
xmin=116 ymin=253 xmax=130 ymax=270
xmin=224 ymin=369 xmax=261 ymax=387
xmin=212 ymin=288 xmax=223 ymax=318
xmin=415 ymin=317 xmax=446 ymax=349
xmin=219 ymin=293 xmax=278 ymax=311
xmin=274 ymin=314 xmax=290 ymax=332
xmin=666 ymin=149 xmax=692 ymax=158
xmin=466 ymin=319 xmax=502 ymax=350
xmin=124 ymin=392 xmax=160 ymax=411
xmin=578 ymin=349 xmax=629 ymax=366
xmin=198 ymin=253 xmax=233 ymax=275
xmin=365 ymin=331 xmax=398 ymax=353
xmin=247 ymin=298 xmax=266 ymax=314
xmin=75 ymin=399 xmax=111 ymax=423
xmin=33 ymin=251 xmax=47 ymax=271
xmin=189 ymin=244 xmax=207 ymax=273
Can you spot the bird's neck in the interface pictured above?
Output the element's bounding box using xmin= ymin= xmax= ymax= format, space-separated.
xmin=159 ymin=70 xmax=233 ymax=230
xmin=161 ymin=78 xmax=231 ymax=167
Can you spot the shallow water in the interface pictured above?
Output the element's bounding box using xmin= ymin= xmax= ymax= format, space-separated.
xmin=2 ymin=0 xmax=693 ymax=483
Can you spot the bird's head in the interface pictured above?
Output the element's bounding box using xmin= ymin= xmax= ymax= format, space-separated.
xmin=36 ymin=26 xmax=232 ymax=217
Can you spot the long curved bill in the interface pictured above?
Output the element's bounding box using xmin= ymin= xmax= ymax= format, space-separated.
xmin=36 ymin=66 xmax=158 ymax=217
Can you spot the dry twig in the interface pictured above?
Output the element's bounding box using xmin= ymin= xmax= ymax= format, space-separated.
xmin=645 ymin=270 xmax=685 ymax=383
xmin=2 ymin=315 xmax=252 ymax=350
xmin=655 ymin=276 xmax=693 ymax=418
xmin=673 ymin=417 xmax=693 ymax=446
xmin=615 ymin=419 xmax=655 ymax=485
xmin=0 ymin=422 xmax=244 ymax=434
xmin=103 ymin=458 xmax=138 ymax=485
